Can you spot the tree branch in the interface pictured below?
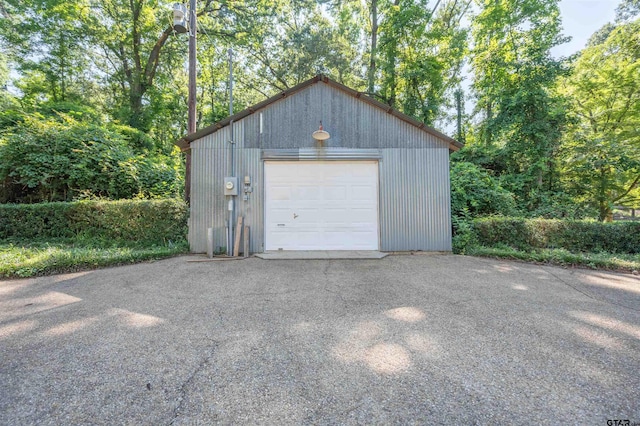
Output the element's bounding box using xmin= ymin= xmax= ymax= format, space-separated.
xmin=144 ymin=25 xmax=174 ymax=88
xmin=613 ymin=174 xmax=640 ymax=202
xmin=0 ymin=2 xmax=9 ymax=18
xmin=119 ymin=43 xmax=132 ymax=85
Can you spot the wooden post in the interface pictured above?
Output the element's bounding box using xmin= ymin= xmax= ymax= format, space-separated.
xmin=243 ymin=225 xmax=250 ymax=258
xmin=233 ymin=216 xmax=243 ymax=257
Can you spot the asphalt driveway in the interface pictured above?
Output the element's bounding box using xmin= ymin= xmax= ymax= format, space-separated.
xmin=1 ymin=254 xmax=639 ymax=425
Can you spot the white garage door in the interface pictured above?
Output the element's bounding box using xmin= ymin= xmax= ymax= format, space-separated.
xmin=265 ymin=161 xmax=379 ymax=251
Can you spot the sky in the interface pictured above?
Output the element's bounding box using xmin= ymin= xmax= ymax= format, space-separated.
xmin=553 ymin=0 xmax=619 ymax=57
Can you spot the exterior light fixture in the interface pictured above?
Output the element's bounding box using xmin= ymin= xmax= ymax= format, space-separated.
xmin=312 ymin=121 xmax=330 ymax=141
xmin=172 ymin=3 xmax=188 ymax=33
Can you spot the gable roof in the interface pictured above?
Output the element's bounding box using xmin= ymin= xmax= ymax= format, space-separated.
xmin=175 ymin=74 xmax=463 ymax=152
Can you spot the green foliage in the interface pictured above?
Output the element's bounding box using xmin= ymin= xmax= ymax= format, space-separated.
xmin=0 ymin=114 xmax=181 ymax=202
xmin=0 ymin=199 xmax=188 ymax=245
xmin=0 ymin=0 xmax=636 ymax=228
xmin=0 ymin=0 xmax=97 ymax=104
xmin=449 ymin=158 xmax=517 ymax=254
xmin=0 ymin=115 xmax=131 ymax=202
xmin=107 ymin=123 xmax=156 ymax=153
xmin=473 ymin=217 xmax=640 ymax=254
xmin=559 ymin=18 xmax=640 ymax=221
xmin=616 ymin=0 xmax=640 ymax=22
xmin=451 ymin=216 xmax=476 ymax=255
xmin=450 ymin=159 xmax=517 ymax=218
xmin=0 ymin=107 xmax=25 ymax=130
xmin=37 ymin=101 xmax=102 ymax=123
xmin=470 ymin=0 xmax=569 ymax=210
xmin=375 ymin=0 xmax=469 ymax=125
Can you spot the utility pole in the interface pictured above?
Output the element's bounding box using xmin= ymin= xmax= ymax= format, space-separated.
xmin=185 ymin=0 xmax=197 ymax=204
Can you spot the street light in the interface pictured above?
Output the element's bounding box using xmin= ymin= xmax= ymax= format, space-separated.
xmin=172 ymin=4 xmax=188 ymax=34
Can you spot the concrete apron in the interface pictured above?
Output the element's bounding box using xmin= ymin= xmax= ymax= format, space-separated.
xmin=255 ymin=251 xmax=389 ymax=260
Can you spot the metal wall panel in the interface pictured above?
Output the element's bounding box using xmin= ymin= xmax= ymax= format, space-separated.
xmin=189 ymin=121 xmax=267 ymax=253
xmin=243 ymin=84 xmax=443 ymax=150
xmin=189 ymin=126 xmax=229 ymax=253
xmin=262 ymin=148 xmax=382 ymax=160
xmin=236 ymin=148 xmax=264 ymax=253
xmin=189 ymin=81 xmax=453 ymax=253
xmin=379 ymin=148 xmax=452 ymax=251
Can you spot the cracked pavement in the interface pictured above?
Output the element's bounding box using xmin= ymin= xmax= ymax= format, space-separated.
xmin=1 ymin=254 xmax=639 ymax=425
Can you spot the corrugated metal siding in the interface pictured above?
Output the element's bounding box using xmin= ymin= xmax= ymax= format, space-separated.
xmin=379 ymin=148 xmax=452 ymax=251
xmin=189 ymin=126 xmax=230 ymax=253
xmin=189 ymin=81 xmax=453 ymax=253
xmin=262 ymin=148 xmax=382 ymax=160
xmin=236 ymin=149 xmax=264 ymax=253
xmin=189 ymin=121 xmax=265 ymax=254
xmin=243 ymin=84 xmax=443 ymax=149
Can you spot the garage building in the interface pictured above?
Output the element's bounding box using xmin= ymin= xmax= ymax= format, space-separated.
xmin=176 ymin=75 xmax=462 ymax=254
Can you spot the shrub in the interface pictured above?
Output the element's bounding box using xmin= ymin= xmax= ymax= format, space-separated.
xmin=0 ymin=114 xmax=183 ymax=203
xmin=450 ymin=161 xmax=517 ymax=254
xmin=451 ymin=216 xmax=477 ymax=254
xmin=473 ymin=217 xmax=640 ymax=254
xmin=450 ymin=161 xmax=517 ymax=218
xmin=0 ymin=199 xmax=188 ymax=245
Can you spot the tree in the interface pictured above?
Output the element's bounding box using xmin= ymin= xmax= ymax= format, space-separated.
xmin=87 ymin=0 xmax=186 ymax=130
xmin=560 ymin=19 xmax=640 ymax=221
xmin=376 ymin=0 xmax=470 ymax=125
xmin=470 ymin=0 xmax=569 ymax=210
xmin=0 ymin=0 xmax=97 ymax=105
xmin=616 ymin=0 xmax=640 ymax=22
xmin=450 ymin=159 xmax=517 ymax=218
xmin=235 ymin=0 xmax=363 ymax=96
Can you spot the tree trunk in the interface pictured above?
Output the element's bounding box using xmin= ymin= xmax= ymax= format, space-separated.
xmin=598 ymin=167 xmax=609 ymax=222
xmin=129 ymin=87 xmax=145 ymax=130
xmin=368 ymin=0 xmax=378 ymax=94
xmin=484 ymin=102 xmax=493 ymax=146
xmin=455 ymin=89 xmax=463 ymax=142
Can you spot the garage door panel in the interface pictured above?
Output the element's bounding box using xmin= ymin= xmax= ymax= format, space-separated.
xmin=351 ymin=207 xmax=378 ymax=219
xmin=295 ymin=232 xmax=325 ymax=250
xmin=351 ymin=166 xmax=375 ymax=177
xmin=351 ymin=185 xmax=377 ymax=201
xmin=268 ymin=232 xmax=322 ymax=250
xmin=265 ymin=161 xmax=379 ymax=251
xmin=324 ymin=231 xmax=377 ymax=250
xmin=294 ymin=208 xmax=322 ymax=224
xmin=269 ymin=186 xmax=292 ymax=201
xmin=292 ymin=186 xmax=321 ymax=201
xmin=350 ymin=235 xmax=378 ymax=249
xmin=323 ymin=208 xmax=350 ymax=224
xmin=324 ymin=186 xmax=347 ymax=201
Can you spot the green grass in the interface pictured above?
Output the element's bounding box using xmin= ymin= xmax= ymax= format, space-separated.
xmin=0 ymin=238 xmax=189 ymax=279
xmin=467 ymin=245 xmax=640 ymax=272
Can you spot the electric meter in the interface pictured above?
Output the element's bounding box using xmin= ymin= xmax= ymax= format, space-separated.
xmin=224 ymin=177 xmax=238 ymax=195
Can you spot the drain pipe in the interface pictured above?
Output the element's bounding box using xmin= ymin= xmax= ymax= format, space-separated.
xmin=227 ymin=48 xmax=235 ymax=256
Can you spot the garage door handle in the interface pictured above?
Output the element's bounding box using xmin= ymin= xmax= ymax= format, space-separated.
xmin=293 ymin=213 xmax=298 ymax=219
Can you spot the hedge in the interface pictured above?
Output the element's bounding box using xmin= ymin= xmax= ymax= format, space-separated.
xmin=0 ymin=199 xmax=188 ymax=245
xmin=473 ymin=217 xmax=640 ymax=254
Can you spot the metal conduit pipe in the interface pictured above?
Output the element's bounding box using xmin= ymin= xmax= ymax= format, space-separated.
xmin=227 ymin=48 xmax=235 ymax=256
